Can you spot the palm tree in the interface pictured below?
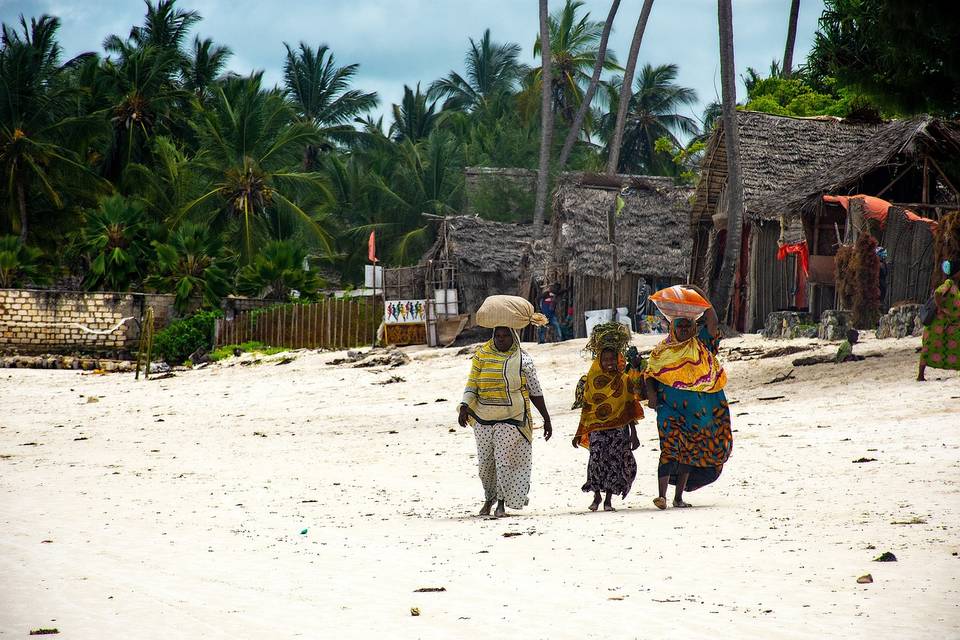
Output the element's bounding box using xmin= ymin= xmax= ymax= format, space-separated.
xmin=532 ymin=0 xmax=554 ymax=241
xmin=605 ymin=0 xmax=654 ymax=175
xmin=104 ymin=0 xmax=200 ymax=57
xmin=123 ymin=135 xmax=207 ymax=224
xmin=534 ymin=0 xmax=621 ymax=125
xmin=712 ymin=0 xmax=746 ymax=323
xmin=236 ymin=240 xmax=322 ymax=300
xmin=783 ymin=0 xmax=801 ymax=78
xmin=283 ymin=42 xmax=379 ymax=169
xmin=78 ymin=194 xmax=153 ymax=291
xmin=600 ymin=63 xmax=699 ymax=174
xmin=365 ymin=133 xmax=463 ymax=263
xmin=390 ymin=84 xmax=439 ymax=143
xmin=556 ymin=0 xmax=621 ymax=170
xmin=100 ymin=43 xmax=190 ymax=177
xmin=0 ymin=235 xmax=48 ymax=287
xmin=0 ymin=14 xmax=104 ymax=243
xmin=145 ymin=222 xmax=233 ymax=312
xmin=184 ymin=73 xmax=333 ymax=262
xmin=428 ymin=29 xmax=527 ymax=113
xmin=182 ymin=36 xmax=232 ymax=103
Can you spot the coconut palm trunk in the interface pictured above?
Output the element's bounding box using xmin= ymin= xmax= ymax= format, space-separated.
xmin=782 ymin=0 xmax=800 ymax=77
xmin=556 ymin=0 xmax=621 ymax=171
xmin=605 ymin=0 xmax=654 ymax=175
xmin=712 ymin=0 xmax=745 ymax=326
xmin=532 ymin=0 xmax=554 ymax=241
xmin=17 ymin=182 xmax=28 ymax=245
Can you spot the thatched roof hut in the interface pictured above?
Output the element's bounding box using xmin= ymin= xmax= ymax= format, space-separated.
xmin=420 ymin=215 xmax=532 ymax=316
xmin=547 ymin=173 xmax=693 ymax=337
xmin=690 ymin=111 xmax=960 ymax=332
xmin=692 ymin=111 xmax=882 ymax=225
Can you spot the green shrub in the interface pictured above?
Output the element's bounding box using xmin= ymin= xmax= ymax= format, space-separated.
xmin=209 ymin=341 xmax=286 ymax=361
xmin=152 ymin=310 xmax=223 ymax=365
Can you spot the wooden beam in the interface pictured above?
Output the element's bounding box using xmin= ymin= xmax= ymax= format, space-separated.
xmin=875 ymin=163 xmax=914 ymax=198
xmin=890 ymin=202 xmax=958 ymax=210
xmin=926 ymin=154 xmax=960 ymax=202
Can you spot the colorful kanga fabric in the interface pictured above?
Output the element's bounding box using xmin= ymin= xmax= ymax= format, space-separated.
xmin=921 ymin=278 xmax=960 ymax=371
xmin=650 ymin=325 xmax=733 ymax=491
xmin=645 ymin=323 xmax=727 ymax=392
xmin=462 ymin=330 xmax=532 ymax=442
xmin=573 ymin=355 xmax=644 ymax=449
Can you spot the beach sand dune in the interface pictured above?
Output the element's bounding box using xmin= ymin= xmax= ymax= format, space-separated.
xmin=1 ymin=333 xmax=958 ymax=638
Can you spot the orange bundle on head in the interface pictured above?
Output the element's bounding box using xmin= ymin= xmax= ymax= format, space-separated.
xmin=649 ymin=286 xmax=710 ymax=321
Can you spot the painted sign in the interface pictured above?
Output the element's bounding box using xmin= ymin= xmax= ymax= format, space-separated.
xmin=384 ymin=299 xmax=427 ymax=325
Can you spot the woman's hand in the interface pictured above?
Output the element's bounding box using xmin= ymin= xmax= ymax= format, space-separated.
xmin=571 ymin=433 xmax=580 ymax=448
xmin=458 ymin=404 xmax=469 ymax=427
xmin=542 ymin=418 xmax=553 ymax=441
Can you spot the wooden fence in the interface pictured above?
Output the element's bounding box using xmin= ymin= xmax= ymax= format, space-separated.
xmin=214 ymin=298 xmax=380 ymax=351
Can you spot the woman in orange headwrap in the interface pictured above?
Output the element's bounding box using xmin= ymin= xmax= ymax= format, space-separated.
xmin=571 ymin=322 xmax=642 ymax=512
xmin=644 ymin=286 xmax=732 ymax=510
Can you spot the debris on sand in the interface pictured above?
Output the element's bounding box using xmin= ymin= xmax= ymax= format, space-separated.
xmin=374 ymin=376 xmax=406 ymax=385
xmin=414 ymin=587 xmax=446 ymax=593
xmin=410 ymin=607 xmax=421 ymax=616
xmin=330 ymin=347 xmax=410 ymax=369
xmin=29 ymin=630 xmax=59 ymax=636
xmin=874 ymin=552 xmax=897 ymax=562
xmin=852 ymin=457 xmax=877 ymax=463
xmin=765 ymin=369 xmax=795 ymax=384
xmin=891 ymin=516 xmax=927 ymax=525
xmin=857 ymin=574 xmax=873 ymax=584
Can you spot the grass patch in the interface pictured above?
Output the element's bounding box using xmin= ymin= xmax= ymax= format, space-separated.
xmin=210 ymin=341 xmax=287 ymax=361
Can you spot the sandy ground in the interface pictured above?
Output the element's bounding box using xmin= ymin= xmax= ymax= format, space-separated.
xmin=1 ymin=332 xmax=958 ymax=639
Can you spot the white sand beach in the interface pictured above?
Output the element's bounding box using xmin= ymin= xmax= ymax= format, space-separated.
xmin=1 ymin=333 xmax=958 ymax=639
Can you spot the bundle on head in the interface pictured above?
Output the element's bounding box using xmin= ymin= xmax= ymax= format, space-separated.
xmin=585 ymin=322 xmax=631 ymax=358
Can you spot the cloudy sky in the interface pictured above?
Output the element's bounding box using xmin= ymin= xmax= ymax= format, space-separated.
xmin=1 ymin=0 xmax=826 ymax=128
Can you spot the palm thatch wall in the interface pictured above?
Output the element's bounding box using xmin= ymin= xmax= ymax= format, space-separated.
xmin=420 ymin=215 xmax=532 ymax=316
xmin=548 ymin=174 xmax=693 ymax=337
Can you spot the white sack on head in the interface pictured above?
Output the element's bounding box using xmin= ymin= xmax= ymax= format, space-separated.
xmin=476 ymin=295 xmax=547 ymax=329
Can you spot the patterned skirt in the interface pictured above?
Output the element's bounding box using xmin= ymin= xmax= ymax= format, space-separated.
xmin=581 ymin=426 xmax=637 ymax=498
xmin=654 ymin=385 xmax=733 ymax=491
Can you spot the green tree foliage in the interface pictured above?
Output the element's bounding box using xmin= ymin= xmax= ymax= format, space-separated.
xmin=186 ymin=73 xmax=333 ymax=261
xmin=534 ymin=0 xmax=621 ymax=125
xmin=390 ymin=84 xmax=439 ymax=143
xmin=807 ymin=0 xmax=960 ymax=116
xmin=235 ymin=240 xmax=322 ymax=300
xmin=152 ymin=308 xmax=221 ymax=364
xmin=429 ymin=29 xmax=528 ymax=113
xmin=598 ymin=63 xmax=699 ymax=174
xmin=0 ymin=235 xmax=48 ymax=287
xmin=77 ymin=194 xmax=154 ymax=291
xmin=283 ymin=42 xmax=379 ymax=169
xmin=145 ymin=222 xmax=233 ymax=312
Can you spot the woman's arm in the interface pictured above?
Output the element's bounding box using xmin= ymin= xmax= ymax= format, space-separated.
xmin=644 ymin=378 xmax=659 ymax=410
xmin=684 ymin=284 xmax=719 ymax=338
xmin=529 ymin=395 xmax=553 ymax=441
xmin=628 ymin=421 xmax=640 ymax=450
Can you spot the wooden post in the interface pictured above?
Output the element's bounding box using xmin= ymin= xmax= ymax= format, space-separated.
xmin=608 ymin=192 xmax=619 ymax=316
xmin=922 ymin=155 xmax=930 ymax=205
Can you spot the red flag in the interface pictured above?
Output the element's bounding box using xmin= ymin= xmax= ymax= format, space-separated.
xmin=368 ymin=230 xmax=378 ymax=263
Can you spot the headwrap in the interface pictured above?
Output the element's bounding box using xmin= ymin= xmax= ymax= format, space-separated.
xmin=461 ymin=328 xmax=533 ymax=442
xmin=645 ymin=319 xmax=727 ymax=393
xmin=572 ymin=322 xmax=643 ymax=448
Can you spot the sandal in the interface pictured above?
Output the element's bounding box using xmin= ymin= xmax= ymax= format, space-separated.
xmin=652 ymin=497 xmax=667 ymax=510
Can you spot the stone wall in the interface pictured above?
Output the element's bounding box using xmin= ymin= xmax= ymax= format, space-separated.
xmin=0 ymin=289 xmax=181 ymax=355
xmin=761 ymin=311 xmax=818 ymax=339
xmin=876 ymin=304 xmax=923 ymax=339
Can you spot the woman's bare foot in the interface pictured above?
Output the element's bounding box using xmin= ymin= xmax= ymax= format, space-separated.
xmin=603 ymin=501 xmax=616 ymax=512
xmin=917 ymin=373 xmax=926 ymax=382
xmin=479 ymin=499 xmax=494 ymax=516
xmin=653 ymin=496 xmax=667 ymax=510
xmin=673 ymin=498 xmax=692 ymax=508
xmin=589 ymin=491 xmax=601 ymax=511
xmin=494 ymin=500 xmax=506 ymax=518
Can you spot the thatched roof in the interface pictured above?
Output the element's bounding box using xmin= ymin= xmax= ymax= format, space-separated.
xmin=422 ymin=215 xmax=532 ymax=274
xmin=553 ymin=175 xmax=692 ymax=278
xmin=692 ymin=111 xmax=882 ymax=223
xmin=754 ymin=116 xmax=960 ymax=221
